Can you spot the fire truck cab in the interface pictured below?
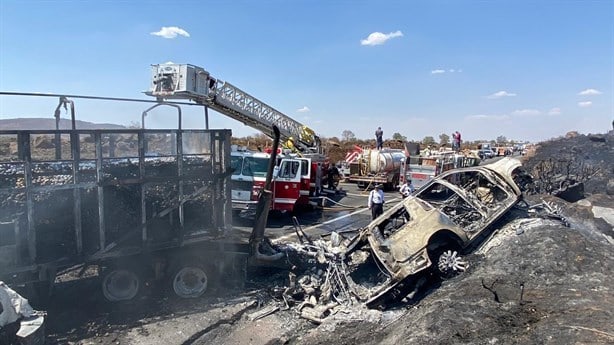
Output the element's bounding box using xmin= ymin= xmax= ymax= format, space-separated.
xmin=231 ymin=148 xmax=269 ymax=212
xmin=231 ymin=147 xmax=327 ymax=214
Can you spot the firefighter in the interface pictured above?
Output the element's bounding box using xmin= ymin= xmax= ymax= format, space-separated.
xmin=328 ymin=164 xmax=340 ymax=191
xmin=285 ymin=137 xmax=298 ymax=153
xmin=375 ymin=127 xmax=384 ymax=150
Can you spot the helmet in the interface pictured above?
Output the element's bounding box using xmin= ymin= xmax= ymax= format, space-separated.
xmin=288 ymin=137 xmax=295 ymax=142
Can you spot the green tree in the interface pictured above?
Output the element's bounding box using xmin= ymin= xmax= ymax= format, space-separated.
xmin=341 ymin=130 xmax=356 ymax=141
xmin=439 ymin=133 xmax=450 ymax=145
xmin=392 ymin=132 xmax=407 ymax=141
xmin=422 ymin=136 xmax=436 ymax=146
xmin=496 ymin=135 xmax=507 ymax=144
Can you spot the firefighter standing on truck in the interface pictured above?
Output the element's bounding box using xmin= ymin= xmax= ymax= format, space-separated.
xmin=286 ymin=137 xmax=298 ymax=153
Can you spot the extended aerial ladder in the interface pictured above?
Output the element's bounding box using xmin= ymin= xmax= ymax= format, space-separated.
xmin=145 ymin=63 xmax=320 ymax=153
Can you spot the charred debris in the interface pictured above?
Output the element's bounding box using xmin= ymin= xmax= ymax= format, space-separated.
xmin=252 ymin=158 xmax=572 ymax=324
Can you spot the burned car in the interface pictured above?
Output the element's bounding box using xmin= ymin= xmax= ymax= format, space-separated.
xmin=342 ymin=157 xmax=524 ymax=306
xmin=278 ymin=158 xmax=526 ymax=320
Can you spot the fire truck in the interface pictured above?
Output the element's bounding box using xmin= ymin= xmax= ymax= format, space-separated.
xmin=146 ymin=63 xmax=329 ymax=213
xmin=230 ymin=146 xmax=330 ymax=213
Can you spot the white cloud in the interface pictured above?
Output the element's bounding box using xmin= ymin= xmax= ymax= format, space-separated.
xmin=151 ymin=26 xmax=190 ymax=39
xmin=578 ymin=88 xmax=602 ymax=96
xmin=297 ymin=106 xmax=310 ymax=113
xmin=487 ymin=91 xmax=517 ymax=99
xmin=578 ymin=101 xmax=592 ymax=108
xmin=466 ymin=114 xmax=510 ymax=120
xmin=548 ymin=107 xmax=561 ymax=115
xmin=431 ymin=68 xmax=462 ymax=74
xmin=511 ymin=109 xmax=541 ymax=116
xmin=360 ymin=30 xmax=403 ymax=46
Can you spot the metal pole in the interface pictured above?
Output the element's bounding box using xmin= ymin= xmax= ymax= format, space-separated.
xmin=204 ymin=105 xmax=209 ymax=129
xmin=54 ymin=98 xmax=62 ymax=159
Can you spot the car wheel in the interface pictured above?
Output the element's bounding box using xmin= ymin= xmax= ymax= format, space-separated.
xmin=431 ymin=248 xmax=467 ymax=279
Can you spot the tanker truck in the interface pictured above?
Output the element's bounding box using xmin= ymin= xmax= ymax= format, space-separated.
xmin=348 ymin=148 xmax=407 ymax=190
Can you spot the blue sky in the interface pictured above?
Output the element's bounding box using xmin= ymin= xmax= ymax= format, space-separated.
xmin=1 ymin=0 xmax=612 ymax=143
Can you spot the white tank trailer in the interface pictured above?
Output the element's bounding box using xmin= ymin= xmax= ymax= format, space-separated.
xmin=363 ymin=149 xmax=406 ymax=173
xmin=349 ymin=149 xmax=407 ymax=190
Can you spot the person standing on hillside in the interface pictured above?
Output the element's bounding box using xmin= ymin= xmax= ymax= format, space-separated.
xmin=368 ymin=184 xmax=385 ymax=220
xmin=375 ymin=127 xmax=384 ymax=150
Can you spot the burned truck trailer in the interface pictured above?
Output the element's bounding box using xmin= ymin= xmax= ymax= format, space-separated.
xmin=0 ymin=104 xmax=247 ymax=302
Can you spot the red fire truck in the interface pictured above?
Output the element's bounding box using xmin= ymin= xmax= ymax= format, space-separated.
xmin=231 ymin=147 xmax=329 ymax=213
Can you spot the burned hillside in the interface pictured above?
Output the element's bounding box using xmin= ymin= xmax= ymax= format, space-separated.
xmin=283 ymin=133 xmax=614 ymax=344
xmin=521 ymin=131 xmax=614 ymax=198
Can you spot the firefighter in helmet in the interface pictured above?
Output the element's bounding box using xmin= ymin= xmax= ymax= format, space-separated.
xmin=286 ymin=136 xmax=298 ymax=153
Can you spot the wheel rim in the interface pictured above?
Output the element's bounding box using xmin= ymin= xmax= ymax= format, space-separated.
xmin=173 ymin=267 xmax=208 ymax=298
xmin=437 ymin=250 xmax=467 ymax=277
xmin=102 ymin=269 xmax=140 ymax=302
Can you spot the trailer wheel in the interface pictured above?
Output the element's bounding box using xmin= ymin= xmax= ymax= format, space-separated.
xmin=170 ymin=262 xmax=210 ymax=298
xmin=101 ymin=267 xmax=141 ymax=302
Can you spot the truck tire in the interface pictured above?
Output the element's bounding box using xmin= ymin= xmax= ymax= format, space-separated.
xmin=25 ymin=280 xmax=52 ymax=307
xmin=101 ymin=267 xmax=141 ymax=302
xmin=169 ymin=259 xmax=210 ymax=299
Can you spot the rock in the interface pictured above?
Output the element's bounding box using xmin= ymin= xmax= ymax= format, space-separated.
xmin=592 ymin=206 xmax=614 ymax=227
xmin=576 ymin=199 xmax=592 ymax=207
xmin=607 ymin=179 xmax=614 ymax=195
xmin=554 ymin=182 xmax=584 ymax=202
xmin=588 ymin=134 xmax=606 ymax=142
xmin=565 ymin=131 xmax=579 ymax=138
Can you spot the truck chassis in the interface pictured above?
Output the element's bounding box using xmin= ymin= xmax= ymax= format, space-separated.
xmin=0 ymin=124 xmax=247 ymax=301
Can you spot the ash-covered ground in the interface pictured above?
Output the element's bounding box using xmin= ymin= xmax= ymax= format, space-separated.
xmin=294 ymin=131 xmax=614 ymax=345
xmin=42 ymin=131 xmax=613 ymax=345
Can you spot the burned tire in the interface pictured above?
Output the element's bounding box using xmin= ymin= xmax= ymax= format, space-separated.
xmin=429 ymin=246 xmax=467 ymax=279
xmin=169 ymin=260 xmax=210 ymax=299
xmin=101 ymin=267 xmax=141 ymax=302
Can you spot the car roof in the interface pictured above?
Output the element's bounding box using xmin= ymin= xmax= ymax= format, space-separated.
xmin=438 ymin=157 xmax=522 ymax=195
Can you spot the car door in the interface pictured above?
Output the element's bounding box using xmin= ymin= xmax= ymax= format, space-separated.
xmin=273 ymin=159 xmax=302 ymax=211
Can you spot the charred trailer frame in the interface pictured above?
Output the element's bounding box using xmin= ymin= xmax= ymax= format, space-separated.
xmin=0 ymin=124 xmax=246 ymax=302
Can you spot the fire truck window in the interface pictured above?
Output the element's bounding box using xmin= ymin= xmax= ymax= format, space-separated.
xmin=230 ymin=156 xmax=243 ymax=175
xmin=300 ymin=159 xmax=309 ymax=176
xmin=243 ymin=157 xmax=269 ymax=177
xmin=292 ymin=161 xmax=300 ymax=176
xmin=279 ymin=161 xmax=299 ymax=179
xmin=252 ymin=157 xmax=269 ymax=177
